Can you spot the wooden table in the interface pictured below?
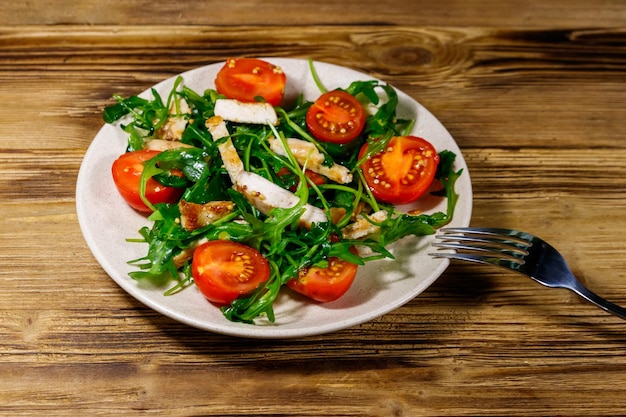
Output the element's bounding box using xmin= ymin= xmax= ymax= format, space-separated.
xmin=2 ymin=1 xmax=626 ymax=415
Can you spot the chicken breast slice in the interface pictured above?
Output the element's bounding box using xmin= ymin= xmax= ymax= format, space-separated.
xmin=214 ymin=99 xmax=278 ymax=126
xmin=236 ymin=171 xmax=328 ymax=229
xmin=205 ymin=116 xmax=245 ymax=184
xmin=341 ymin=210 xmax=389 ymax=240
xmin=144 ymin=139 xmax=196 ymax=151
xmin=179 ymin=200 xmax=235 ymax=231
xmin=268 ymin=137 xmax=353 ymax=184
xmin=155 ymin=98 xmax=191 ymax=141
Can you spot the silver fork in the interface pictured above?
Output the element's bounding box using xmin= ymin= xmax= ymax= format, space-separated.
xmin=430 ymin=227 xmax=626 ymax=320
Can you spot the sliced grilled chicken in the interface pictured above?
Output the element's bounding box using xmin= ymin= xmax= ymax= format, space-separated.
xmin=236 ymin=171 xmax=328 ymax=229
xmin=145 ymin=139 xmax=195 ymax=151
xmin=340 ymin=210 xmax=388 ymax=240
xmin=205 ymin=116 xmax=245 ymax=183
xmin=179 ymin=200 xmax=235 ymax=231
xmin=268 ymin=137 xmax=353 ymax=184
xmin=155 ymin=98 xmax=191 ymax=141
xmin=214 ymin=99 xmax=278 ymax=126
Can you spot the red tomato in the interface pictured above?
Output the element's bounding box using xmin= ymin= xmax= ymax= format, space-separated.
xmin=111 ymin=150 xmax=184 ymax=212
xmin=214 ymin=58 xmax=287 ymax=106
xmin=305 ymin=90 xmax=366 ymax=144
xmin=359 ymin=136 xmax=439 ymax=205
xmin=191 ymin=240 xmax=271 ymax=305
xmin=287 ymin=254 xmax=359 ymax=302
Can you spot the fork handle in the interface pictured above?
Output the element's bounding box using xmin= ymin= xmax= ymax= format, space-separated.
xmin=570 ymin=281 xmax=626 ymax=320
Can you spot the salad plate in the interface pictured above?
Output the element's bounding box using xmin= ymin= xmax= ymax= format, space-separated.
xmin=76 ymin=58 xmax=472 ymax=338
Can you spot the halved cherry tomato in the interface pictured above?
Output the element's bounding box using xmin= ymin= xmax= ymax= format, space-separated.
xmin=305 ymin=90 xmax=366 ymax=144
xmin=277 ymin=167 xmax=326 ymax=191
xmin=191 ymin=240 xmax=270 ymax=305
xmin=111 ymin=149 xmax=184 ymax=212
xmin=359 ymin=136 xmax=440 ymax=205
xmin=215 ymin=58 xmax=286 ymax=106
xmin=287 ymin=254 xmax=359 ymax=302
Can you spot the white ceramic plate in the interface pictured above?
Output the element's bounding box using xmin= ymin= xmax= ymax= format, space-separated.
xmin=76 ymin=58 xmax=472 ymax=338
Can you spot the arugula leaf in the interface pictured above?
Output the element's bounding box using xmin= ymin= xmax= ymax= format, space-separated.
xmin=345 ymin=80 xmax=381 ymax=105
xmin=104 ymin=77 xmax=186 ymax=147
xmin=432 ymin=150 xmax=463 ymax=226
xmin=128 ymin=204 xmax=186 ymax=283
xmin=103 ymin=95 xmax=151 ymax=124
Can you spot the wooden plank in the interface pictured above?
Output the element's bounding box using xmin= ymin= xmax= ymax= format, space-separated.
xmin=2 ymin=0 xmax=626 ymax=27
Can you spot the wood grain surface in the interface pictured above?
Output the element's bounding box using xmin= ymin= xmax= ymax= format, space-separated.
xmin=1 ymin=1 xmax=626 ymax=416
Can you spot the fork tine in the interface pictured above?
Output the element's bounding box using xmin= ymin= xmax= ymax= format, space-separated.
xmin=432 ymin=242 xmax=525 ymax=262
xmin=429 ymin=251 xmax=523 ymax=268
xmin=436 ymin=227 xmax=531 ymax=254
xmin=434 ymin=236 xmax=529 ymax=256
xmin=432 ymin=227 xmax=530 ymax=269
xmin=440 ymin=227 xmax=533 ymax=247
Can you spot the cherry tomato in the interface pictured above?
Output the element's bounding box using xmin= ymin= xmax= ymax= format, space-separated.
xmin=359 ymin=136 xmax=439 ymax=205
xmin=305 ymin=90 xmax=366 ymax=144
xmin=191 ymin=240 xmax=271 ymax=305
xmin=214 ymin=58 xmax=286 ymax=106
xmin=287 ymin=254 xmax=359 ymax=302
xmin=111 ymin=150 xmax=184 ymax=212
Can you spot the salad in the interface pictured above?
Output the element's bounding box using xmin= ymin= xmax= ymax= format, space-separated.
xmin=104 ymin=58 xmax=463 ymax=324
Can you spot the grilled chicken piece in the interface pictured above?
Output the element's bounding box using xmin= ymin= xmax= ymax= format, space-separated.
xmin=236 ymin=171 xmax=327 ymax=229
xmin=268 ymin=137 xmax=353 ymax=184
xmin=155 ymin=98 xmax=191 ymax=141
xmin=179 ymin=200 xmax=235 ymax=231
xmin=340 ymin=210 xmax=388 ymax=240
xmin=205 ymin=116 xmax=245 ymax=184
xmin=145 ymin=139 xmax=195 ymax=151
xmin=214 ymin=99 xmax=278 ymax=126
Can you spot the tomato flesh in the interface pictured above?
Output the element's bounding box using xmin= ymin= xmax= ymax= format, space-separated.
xmin=191 ymin=240 xmax=270 ymax=305
xmin=305 ymin=90 xmax=365 ymax=144
xmin=287 ymin=254 xmax=358 ymax=302
xmin=359 ymin=136 xmax=440 ymax=205
xmin=215 ymin=58 xmax=287 ymax=106
xmin=111 ymin=149 xmax=184 ymax=212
